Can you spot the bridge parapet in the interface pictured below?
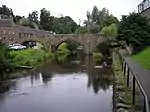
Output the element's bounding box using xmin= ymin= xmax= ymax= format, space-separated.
xmin=3 ymin=34 xmax=111 ymax=55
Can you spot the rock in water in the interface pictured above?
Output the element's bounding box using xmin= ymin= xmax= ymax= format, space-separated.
xmin=94 ymin=66 xmax=103 ymax=69
xmin=116 ymin=103 xmax=131 ymax=109
xmin=117 ymin=108 xmax=128 ymax=112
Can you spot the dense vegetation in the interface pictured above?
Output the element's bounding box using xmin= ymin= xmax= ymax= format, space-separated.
xmin=0 ymin=41 xmax=54 ymax=72
xmin=101 ymin=23 xmax=117 ymax=37
xmin=0 ymin=5 xmax=118 ymax=35
xmin=1 ymin=4 xmax=150 ymax=70
xmin=116 ymin=13 xmax=150 ymax=69
xmin=57 ymin=43 xmax=70 ymax=55
xmin=117 ymin=13 xmax=150 ymax=53
xmin=83 ymin=6 xmax=118 ymax=34
xmin=10 ymin=49 xmax=53 ymax=66
xmin=57 ymin=42 xmax=103 ymax=63
xmin=0 ymin=42 xmax=11 ymax=71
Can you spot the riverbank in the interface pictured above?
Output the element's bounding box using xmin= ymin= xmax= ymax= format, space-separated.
xmin=112 ymin=51 xmax=132 ymax=112
xmin=113 ymin=51 xmax=145 ymax=112
xmin=10 ymin=49 xmax=54 ymax=67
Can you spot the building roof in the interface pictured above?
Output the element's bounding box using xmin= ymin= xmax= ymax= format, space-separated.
xmin=0 ymin=18 xmax=50 ymax=36
xmin=0 ymin=19 xmax=16 ymax=27
xmin=18 ymin=26 xmax=50 ymax=36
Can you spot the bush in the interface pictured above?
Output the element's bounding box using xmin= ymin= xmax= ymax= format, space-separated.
xmin=93 ymin=52 xmax=103 ymax=62
xmin=101 ymin=23 xmax=117 ymax=37
xmin=57 ymin=43 xmax=70 ymax=55
xmin=0 ymin=42 xmax=11 ymax=70
xmin=117 ymin=13 xmax=150 ymax=52
xmin=10 ymin=49 xmax=53 ymax=66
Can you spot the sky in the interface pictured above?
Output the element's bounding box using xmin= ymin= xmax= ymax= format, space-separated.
xmin=0 ymin=0 xmax=142 ymax=23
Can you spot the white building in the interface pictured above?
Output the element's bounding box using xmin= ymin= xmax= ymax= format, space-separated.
xmin=138 ymin=0 xmax=150 ymax=13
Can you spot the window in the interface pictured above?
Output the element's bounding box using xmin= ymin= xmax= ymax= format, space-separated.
xmin=12 ymin=31 xmax=15 ymax=35
xmin=21 ymin=34 xmax=24 ymax=37
xmin=9 ymin=31 xmax=11 ymax=35
xmin=3 ymin=30 xmax=6 ymax=35
xmin=19 ymin=33 xmax=21 ymax=37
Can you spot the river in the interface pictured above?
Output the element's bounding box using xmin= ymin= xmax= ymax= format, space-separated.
xmin=0 ymin=55 xmax=114 ymax=112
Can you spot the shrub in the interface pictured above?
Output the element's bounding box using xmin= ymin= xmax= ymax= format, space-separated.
xmin=10 ymin=49 xmax=53 ymax=66
xmin=117 ymin=13 xmax=150 ymax=52
xmin=101 ymin=23 xmax=117 ymax=37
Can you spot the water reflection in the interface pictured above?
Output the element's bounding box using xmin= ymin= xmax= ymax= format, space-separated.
xmin=0 ymin=81 xmax=17 ymax=94
xmin=0 ymin=54 xmax=113 ymax=94
xmin=29 ymin=54 xmax=113 ymax=93
xmin=0 ymin=54 xmax=113 ymax=112
xmin=89 ymin=68 xmax=113 ymax=94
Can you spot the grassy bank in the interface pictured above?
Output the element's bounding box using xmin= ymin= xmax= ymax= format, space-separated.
xmin=132 ymin=47 xmax=150 ymax=69
xmin=10 ymin=49 xmax=54 ymax=67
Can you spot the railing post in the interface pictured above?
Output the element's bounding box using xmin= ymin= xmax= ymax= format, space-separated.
xmin=144 ymin=99 xmax=146 ymax=112
xmin=132 ymin=76 xmax=136 ymax=106
xmin=122 ymin=59 xmax=124 ymax=70
xmin=124 ymin=63 xmax=126 ymax=75
xmin=127 ymin=66 xmax=130 ymax=88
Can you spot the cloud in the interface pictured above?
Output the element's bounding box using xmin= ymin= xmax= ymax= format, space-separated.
xmin=0 ymin=0 xmax=142 ymax=23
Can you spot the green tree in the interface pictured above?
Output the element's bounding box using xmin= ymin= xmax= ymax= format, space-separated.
xmin=97 ymin=8 xmax=109 ymax=26
xmin=0 ymin=42 xmax=10 ymax=71
xmin=28 ymin=11 xmax=39 ymax=25
xmin=117 ymin=13 xmax=150 ymax=49
xmin=0 ymin=5 xmax=11 ymax=16
xmin=15 ymin=15 xmax=22 ymax=24
xmin=101 ymin=23 xmax=117 ymax=37
xmin=102 ymin=14 xmax=118 ymax=28
xmin=91 ymin=6 xmax=99 ymax=23
xmin=40 ymin=8 xmax=53 ymax=31
xmin=75 ymin=26 xmax=87 ymax=34
xmin=19 ymin=17 xmax=37 ymax=29
xmin=67 ymin=41 xmax=79 ymax=53
xmin=0 ymin=5 xmax=16 ymax=23
xmin=52 ymin=16 xmax=78 ymax=34
xmin=84 ymin=6 xmax=118 ymax=34
xmin=84 ymin=9 xmax=100 ymax=34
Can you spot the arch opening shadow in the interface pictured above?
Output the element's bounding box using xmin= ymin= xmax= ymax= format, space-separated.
xmin=55 ymin=39 xmax=86 ymax=54
xmin=21 ymin=40 xmax=49 ymax=51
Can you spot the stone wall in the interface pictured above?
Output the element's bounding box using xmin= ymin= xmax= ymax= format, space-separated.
xmin=15 ymin=34 xmax=109 ymax=55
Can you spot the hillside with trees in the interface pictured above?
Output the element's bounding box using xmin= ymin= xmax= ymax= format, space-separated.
xmin=0 ymin=5 xmax=118 ymax=35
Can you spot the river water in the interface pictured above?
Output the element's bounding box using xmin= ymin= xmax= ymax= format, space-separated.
xmin=0 ymin=55 xmax=114 ymax=112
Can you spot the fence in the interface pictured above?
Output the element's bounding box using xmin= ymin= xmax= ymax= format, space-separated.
xmin=118 ymin=52 xmax=149 ymax=112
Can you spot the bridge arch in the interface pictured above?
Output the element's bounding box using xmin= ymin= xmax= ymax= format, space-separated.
xmin=19 ymin=36 xmax=52 ymax=51
xmin=55 ymin=37 xmax=87 ymax=53
xmin=5 ymin=34 xmax=112 ymax=54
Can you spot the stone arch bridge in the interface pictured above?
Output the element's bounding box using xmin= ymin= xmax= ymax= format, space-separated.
xmin=5 ymin=34 xmax=112 ymax=55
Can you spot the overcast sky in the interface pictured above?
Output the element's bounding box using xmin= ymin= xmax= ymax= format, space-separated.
xmin=1 ymin=0 xmax=142 ymax=23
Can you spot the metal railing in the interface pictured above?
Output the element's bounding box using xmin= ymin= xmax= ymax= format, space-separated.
xmin=119 ymin=53 xmax=149 ymax=112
